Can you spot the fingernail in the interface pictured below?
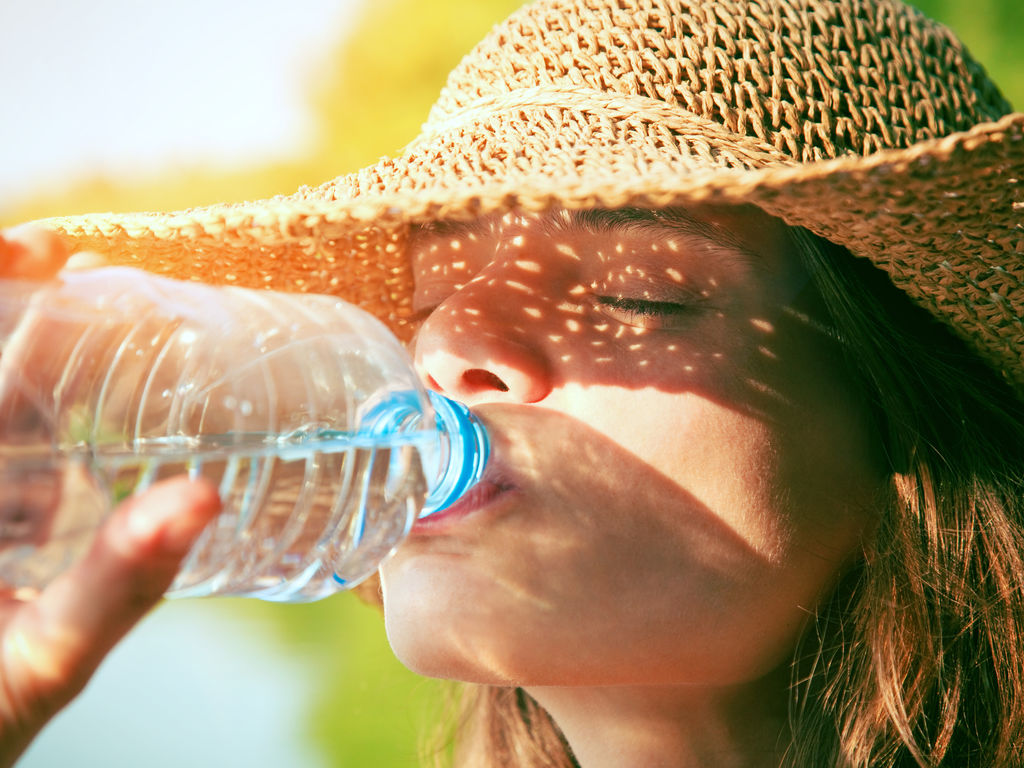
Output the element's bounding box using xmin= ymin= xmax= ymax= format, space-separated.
xmin=65 ymin=251 xmax=109 ymax=271
xmin=126 ymin=479 xmax=220 ymax=552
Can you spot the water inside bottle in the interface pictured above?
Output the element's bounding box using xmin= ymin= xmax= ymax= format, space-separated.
xmin=0 ymin=452 xmax=108 ymax=595
xmin=0 ymin=429 xmax=434 ymax=601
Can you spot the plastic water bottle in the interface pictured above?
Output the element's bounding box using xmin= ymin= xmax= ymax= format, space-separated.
xmin=0 ymin=268 xmax=488 ymax=602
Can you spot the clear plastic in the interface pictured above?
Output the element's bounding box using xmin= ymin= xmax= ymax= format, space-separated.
xmin=0 ymin=268 xmax=488 ymax=602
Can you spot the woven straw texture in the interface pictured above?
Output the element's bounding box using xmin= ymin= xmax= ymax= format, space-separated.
xmin=38 ymin=0 xmax=1024 ymax=394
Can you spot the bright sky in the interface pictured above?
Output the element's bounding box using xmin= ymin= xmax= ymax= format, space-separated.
xmin=0 ymin=0 xmax=362 ymax=211
xmin=21 ymin=601 xmax=330 ymax=768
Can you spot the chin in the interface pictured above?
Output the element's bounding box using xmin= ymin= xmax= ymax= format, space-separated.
xmin=381 ymin=559 xmax=503 ymax=683
xmin=380 ymin=561 xmax=569 ymax=686
xmin=382 ymin=605 xmax=518 ymax=685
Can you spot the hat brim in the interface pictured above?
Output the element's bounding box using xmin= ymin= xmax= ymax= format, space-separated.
xmin=39 ymin=105 xmax=1024 ymax=392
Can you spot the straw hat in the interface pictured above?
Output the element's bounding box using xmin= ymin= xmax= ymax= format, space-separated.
xmin=35 ymin=0 xmax=1024 ymax=394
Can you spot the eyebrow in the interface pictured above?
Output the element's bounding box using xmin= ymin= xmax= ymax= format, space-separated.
xmin=552 ymin=208 xmax=759 ymax=262
xmin=413 ymin=207 xmax=761 ymax=262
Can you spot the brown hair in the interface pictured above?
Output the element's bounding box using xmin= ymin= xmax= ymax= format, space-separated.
xmin=428 ymin=227 xmax=1024 ymax=768
xmin=786 ymin=231 xmax=1024 ymax=767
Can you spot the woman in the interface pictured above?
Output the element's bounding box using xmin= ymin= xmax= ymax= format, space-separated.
xmin=2 ymin=0 xmax=1022 ymax=765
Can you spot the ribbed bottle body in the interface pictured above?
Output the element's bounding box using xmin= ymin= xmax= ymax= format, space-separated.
xmin=0 ymin=269 xmax=486 ymax=601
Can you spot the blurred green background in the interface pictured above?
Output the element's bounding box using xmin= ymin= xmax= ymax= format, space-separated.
xmin=3 ymin=0 xmax=1022 ymax=766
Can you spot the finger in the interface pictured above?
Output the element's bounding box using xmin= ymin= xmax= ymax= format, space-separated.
xmin=6 ymin=477 xmax=221 ymax=708
xmin=63 ymin=251 xmax=110 ymax=271
xmin=0 ymin=226 xmax=70 ymax=280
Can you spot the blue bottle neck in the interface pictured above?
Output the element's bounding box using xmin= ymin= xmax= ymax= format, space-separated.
xmin=421 ymin=392 xmax=489 ymax=516
xmin=362 ymin=390 xmax=489 ymax=516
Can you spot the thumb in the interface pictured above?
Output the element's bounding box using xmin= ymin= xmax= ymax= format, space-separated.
xmin=7 ymin=477 xmax=221 ymax=712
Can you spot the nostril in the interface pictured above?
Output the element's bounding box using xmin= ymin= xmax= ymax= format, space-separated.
xmin=462 ymin=368 xmax=510 ymax=393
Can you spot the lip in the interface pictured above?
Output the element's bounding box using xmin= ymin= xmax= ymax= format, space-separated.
xmin=411 ymin=470 xmax=517 ymax=535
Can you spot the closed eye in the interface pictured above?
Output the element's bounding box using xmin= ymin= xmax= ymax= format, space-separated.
xmin=594 ymin=296 xmax=702 ymax=330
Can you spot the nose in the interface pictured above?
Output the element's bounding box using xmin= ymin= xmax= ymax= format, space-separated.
xmin=413 ymin=284 xmax=553 ymax=406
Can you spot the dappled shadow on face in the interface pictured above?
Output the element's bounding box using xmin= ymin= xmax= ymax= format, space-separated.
xmin=382 ymin=206 xmax=883 ymax=690
xmin=407 ymin=206 xmax=849 ymax=426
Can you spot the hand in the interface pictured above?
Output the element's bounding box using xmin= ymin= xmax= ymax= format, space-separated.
xmin=0 ymin=479 xmax=221 ymax=767
xmin=0 ymin=227 xmax=222 ymax=766
xmin=0 ymin=226 xmax=71 ymax=281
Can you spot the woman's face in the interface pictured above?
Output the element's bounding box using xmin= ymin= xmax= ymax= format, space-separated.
xmin=380 ymin=206 xmax=882 ymax=688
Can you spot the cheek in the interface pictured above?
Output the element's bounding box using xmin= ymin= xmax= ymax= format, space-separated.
xmin=567 ymin=388 xmax=798 ymax=558
xmin=757 ymin=323 xmax=885 ymax=543
xmin=556 ymin=388 xmax=877 ymax=670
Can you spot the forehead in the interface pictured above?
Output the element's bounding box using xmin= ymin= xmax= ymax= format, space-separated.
xmin=407 ymin=205 xmax=794 ymax=279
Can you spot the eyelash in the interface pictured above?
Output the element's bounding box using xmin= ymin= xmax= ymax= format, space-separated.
xmin=594 ymin=296 xmax=701 ymax=329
